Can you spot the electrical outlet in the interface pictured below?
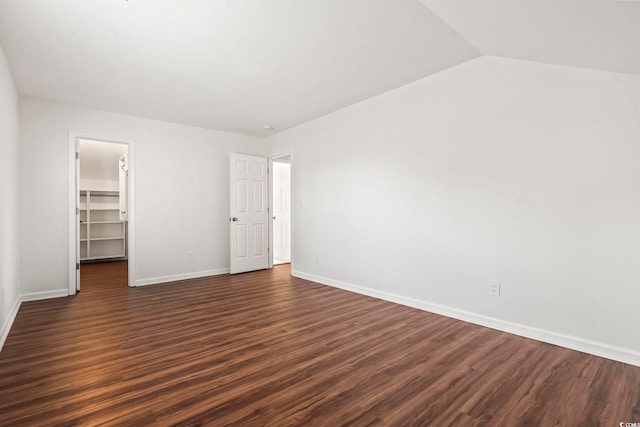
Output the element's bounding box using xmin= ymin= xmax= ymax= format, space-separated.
xmin=489 ymin=280 xmax=501 ymax=297
xmin=188 ymin=251 xmax=193 ymax=261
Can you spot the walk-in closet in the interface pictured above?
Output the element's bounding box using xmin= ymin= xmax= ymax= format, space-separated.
xmin=78 ymin=139 xmax=129 ymax=267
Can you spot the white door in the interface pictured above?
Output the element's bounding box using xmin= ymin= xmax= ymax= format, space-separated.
xmin=119 ymin=153 xmax=128 ymax=221
xmin=230 ymin=153 xmax=269 ymax=274
xmin=273 ymin=162 xmax=291 ymax=261
xmin=75 ymin=148 xmax=81 ymax=291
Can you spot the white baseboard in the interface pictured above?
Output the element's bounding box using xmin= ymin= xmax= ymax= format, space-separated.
xmin=1 ymin=268 xmax=229 ymax=351
xmin=292 ymin=269 xmax=640 ymax=368
xmin=135 ymin=268 xmax=230 ymax=287
xmin=0 ymin=297 xmax=22 ymax=352
xmin=21 ymin=289 xmax=69 ymax=302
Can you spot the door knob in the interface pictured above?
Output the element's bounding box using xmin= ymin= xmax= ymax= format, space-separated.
xmin=231 ymin=217 xmax=238 ymax=222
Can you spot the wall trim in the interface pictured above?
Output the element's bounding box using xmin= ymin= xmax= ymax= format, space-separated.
xmin=0 ymin=297 xmax=22 ymax=352
xmin=21 ymin=289 xmax=70 ymax=302
xmin=135 ymin=268 xmax=230 ymax=287
xmin=292 ymin=269 xmax=640 ymax=368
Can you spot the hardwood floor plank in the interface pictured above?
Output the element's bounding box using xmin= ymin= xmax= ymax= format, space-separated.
xmin=1 ymin=261 xmax=639 ymax=426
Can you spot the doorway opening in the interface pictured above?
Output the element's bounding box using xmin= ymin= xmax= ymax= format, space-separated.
xmin=272 ymin=155 xmax=291 ymax=266
xmin=69 ymin=135 xmax=134 ymax=294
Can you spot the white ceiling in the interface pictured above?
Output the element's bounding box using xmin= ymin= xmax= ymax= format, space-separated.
xmin=79 ymin=139 xmax=127 ymax=181
xmin=0 ymin=1 xmax=638 ymax=137
xmin=420 ymin=0 xmax=640 ymax=76
xmin=0 ymin=0 xmax=478 ymax=136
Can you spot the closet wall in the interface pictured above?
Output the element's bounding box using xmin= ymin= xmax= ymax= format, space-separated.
xmin=79 ymin=139 xmax=126 ymax=191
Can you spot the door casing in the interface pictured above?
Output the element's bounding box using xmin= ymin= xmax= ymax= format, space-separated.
xmin=68 ymin=132 xmax=135 ymax=294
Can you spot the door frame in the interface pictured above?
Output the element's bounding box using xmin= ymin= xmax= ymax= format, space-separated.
xmin=68 ymin=132 xmax=136 ymax=294
xmin=268 ymin=153 xmax=292 ymax=270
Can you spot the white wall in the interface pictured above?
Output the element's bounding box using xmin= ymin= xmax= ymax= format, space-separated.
xmin=79 ymin=138 xmax=128 ymax=182
xmin=19 ymin=98 xmax=264 ymax=293
xmin=0 ymin=43 xmax=20 ymax=346
xmin=79 ymin=139 xmax=126 ymax=192
xmin=266 ymin=56 xmax=640 ymax=365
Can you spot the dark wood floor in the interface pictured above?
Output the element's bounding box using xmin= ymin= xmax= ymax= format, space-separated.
xmin=1 ymin=262 xmax=639 ymax=426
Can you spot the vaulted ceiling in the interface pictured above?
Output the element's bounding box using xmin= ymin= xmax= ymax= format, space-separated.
xmin=0 ymin=0 xmax=638 ymax=136
xmin=420 ymin=0 xmax=640 ymax=76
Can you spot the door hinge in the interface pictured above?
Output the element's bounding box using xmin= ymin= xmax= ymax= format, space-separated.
xmin=76 ymin=263 xmax=80 ymax=270
xmin=76 ymin=207 xmax=80 ymax=215
xmin=76 ymin=152 xmax=80 ymax=160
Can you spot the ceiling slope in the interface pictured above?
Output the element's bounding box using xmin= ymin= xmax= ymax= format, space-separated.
xmin=420 ymin=0 xmax=640 ymax=76
xmin=0 ymin=0 xmax=479 ymax=135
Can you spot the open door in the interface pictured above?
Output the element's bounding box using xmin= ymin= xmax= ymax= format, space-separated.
xmin=119 ymin=153 xmax=128 ymax=221
xmin=230 ymin=153 xmax=269 ymax=274
xmin=273 ymin=160 xmax=291 ymax=263
xmin=75 ymin=146 xmax=81 ymax=291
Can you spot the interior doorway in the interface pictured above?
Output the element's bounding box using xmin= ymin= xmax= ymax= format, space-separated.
xmin=272 ymin=155 xmax=291 ymax=265
xmin=69 ymin=135 xmax=134 ymax=294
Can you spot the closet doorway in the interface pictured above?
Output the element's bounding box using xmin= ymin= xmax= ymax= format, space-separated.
xmin=69 ymin=135 xmax=134 ymax=294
